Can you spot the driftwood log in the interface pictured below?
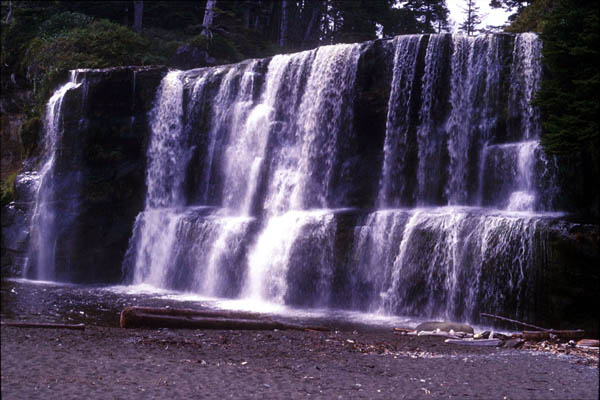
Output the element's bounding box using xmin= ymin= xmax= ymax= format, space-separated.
xmin=1 ymin=322 xmax=85 ymax=330
xmin=479 ymin=313 xmax=587 ymax=342
xmin=120 ymin=306 xmax=328 ymax=331
xmin=522 ymin=330 xmax=586 ymax=341
xmin=480 ymin=313 xmax=549 ymax=331
xmin=121 ymin=306 xmax=273 ymax=321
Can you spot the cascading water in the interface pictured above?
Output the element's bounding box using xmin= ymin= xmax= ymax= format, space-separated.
xmin=378 ymin=35 xmax=423 ymax=207
xmin=118 ymin=33 xmax=563 ymax=324
xmin=25 ymin=72 xmax=82 ymax=281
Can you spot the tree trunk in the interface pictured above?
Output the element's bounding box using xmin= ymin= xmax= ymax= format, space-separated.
xmin=202 ymin=0 xmax=217 ymax=37
xmin=303 ymin=6 xmax=318 ymax=48
xmin=5 ymin=0 xmax=12 ymax=24
xmin=133 ymin=0 xmax=143 ymax=33
xmin=480 ymin=312 xmax=549 ymax=331
xmin=279 ymin=0 xmax=288 ymax=47
xmin=522 ymin=330 xmax=586 ymax=341
xmin=243 ymin=0 xmax=251 ymax=29
xmin=1 ymin=322 xmax=85 ymax=330
xmin=119 ymin=306 xmax=328 ymax=331
xmin=121 ymin=306 xmax=272 ymax=321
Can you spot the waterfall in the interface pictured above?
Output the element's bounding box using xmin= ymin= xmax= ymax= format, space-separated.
xmin=114 ymin=33 xmax=563 ymax=323
xmin=288 ymin=44 xmax=361 ymax=210
xmin=508 ymin=33 xmax=542 ymax=140
xmin=445 ymin=35 xmax=503 ymax=205
xmin=25 ymin=72 xmax=82 ymax=281
xmin=378 ymin=35 xmax=423 ymax=207
xmin=145 ymin=71 xmax=186 ymax=208
xmin=243 ymin=210 xmax=335 ymax=305
xmin=259 ymin=50 xmax=315 ymax=216
xmin=416 ymin=35 xmax=448 ymax=205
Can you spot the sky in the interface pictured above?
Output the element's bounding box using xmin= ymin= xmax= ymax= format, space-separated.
xmin=445 ymin=0 xmax=512 ymax=32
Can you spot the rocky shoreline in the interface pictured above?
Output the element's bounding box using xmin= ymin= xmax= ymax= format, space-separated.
xmin=1 ymin=324 xmax=598 ymax=400
xmin=2 ymin=278 xmax=598 ymax=399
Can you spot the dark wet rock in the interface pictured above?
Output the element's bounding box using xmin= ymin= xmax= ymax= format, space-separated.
xmin=492 ymin=332 xmax=511 ymax=341
xmin=415 ymin=321 xmax=474 ymax=334
xmin=171 ymin=44 xmax=217 ymax=70
xmin=475 ymin=331 xmax=491 ymax=339
xmin=60 ymin=66 xmax=166 ymax=283
xmin=1 ymin=78 xmax=34 ymax=175
xmin=7 ymin=66 xmax=167 ymax=283
xmin=330 ymin=39 xmax=393 ymax=209
xmin=0 ymin=203 xmax=29 ymax=276
xmin=526 ymin=221 xmax=600 ymax=334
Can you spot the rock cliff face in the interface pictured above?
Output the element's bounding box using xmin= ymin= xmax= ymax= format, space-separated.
xmin=1 ymin=66 xmax=166 ymax=283
xmin=0 ymin=78 xmax=32 ymax=179
xmin=1 ymin=35 xmax=598 ymax=333
xmin=533 ymin=222 xmax=599 ymax=332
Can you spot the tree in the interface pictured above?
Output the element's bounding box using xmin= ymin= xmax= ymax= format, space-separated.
xmin=405 ymin=0 xmax=450 ymax=33
xmin=202 ymin=0 xmax=217 ymax=38
xmin=5 ymin=0 xmax=11 ymax=24
xmin=133 ymin=0 xmax=142 ymax=33
xmin=532 ymin=0 xmax=599 ymax=216
xmin=489 ymin=0 xmax=531 ymax=22
xmin=533 ymin=0 xmax=599 ymax=156
xmin=459 ymin=0 xmax=483 ymax=36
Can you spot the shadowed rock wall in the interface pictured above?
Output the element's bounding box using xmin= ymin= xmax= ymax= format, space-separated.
xmin=2 ymin=66 xmax=166 ymax=283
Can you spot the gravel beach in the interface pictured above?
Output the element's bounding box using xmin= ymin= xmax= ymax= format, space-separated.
xmin=2 ymin=324 xmax=598 ymax=400
xmin=1 ymin=279 xmax=598 ymax=399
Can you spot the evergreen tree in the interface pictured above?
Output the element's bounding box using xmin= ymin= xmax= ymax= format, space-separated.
xmin=533 ymin=0 xmax=599 ymax=157
xmin=459 ymin=0 xmax=483 ymax=36
xmin=489 ymin=0 xmax=531 ymax=22
xmin=405 ymin=0 xmax=450 ymax=33
xmin=532 ymin=0 xmax=599 ymax=216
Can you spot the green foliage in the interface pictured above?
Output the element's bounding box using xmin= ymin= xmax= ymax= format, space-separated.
xmin=1 ymin=172 xmax=17 ymax=206
xmin=208 ymin=34 xmax=244 ymax=63
xmin=1 ymin=4 xmax=53 ymax=79
xmin=503 ymin=0 xmax=554 ymax=32
xmin=189 ymin=34 xmax=209 ymax=50
xmin=490 ymin=0 xmax=532 ymax=23
xmin=25 ymin=19 xmax=159 ymax=82
xmin=16 ymin=16 xmax=175 ymax=153
xmin=38 ymin=11 xmax=93 ymax=38
xmin=19 ymin=113 xmax=42 ymax=156
xmin=532 ymin=0 xmax=599 ymax=158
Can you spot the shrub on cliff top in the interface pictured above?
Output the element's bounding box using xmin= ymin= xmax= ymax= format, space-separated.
xmin=25 ymin=18 xmax=164 ymax=97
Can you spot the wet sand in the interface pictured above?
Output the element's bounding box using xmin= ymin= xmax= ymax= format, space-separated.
xmin=2 ymin=324 xmax=598 ymax=399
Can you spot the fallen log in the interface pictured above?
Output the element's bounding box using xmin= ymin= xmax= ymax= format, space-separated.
xmin=480 ymin=313 xmax=548 ymax=331
xmin=444 ymin=338 xmax=502 ymax=347
xmin=120 ymin=307 xmax=328 ymax=331
xmin=1 ymin=322 xmax=85 ymax=330
xmin=522 ymin=330 xmax=586 ymax=341
xmin=122 ymin=306 xmax=273 ymax=321
xmin=576 ymin=339 xmax=599 ymax=348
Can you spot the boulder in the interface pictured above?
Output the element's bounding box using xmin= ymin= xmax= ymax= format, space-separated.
xmin=171 ymin=44 xmax=217 ymax=70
